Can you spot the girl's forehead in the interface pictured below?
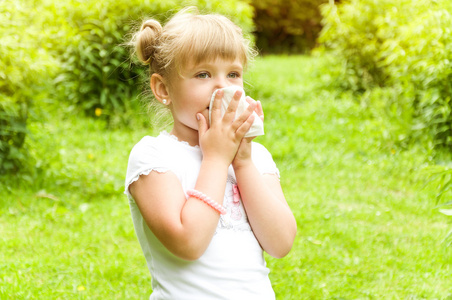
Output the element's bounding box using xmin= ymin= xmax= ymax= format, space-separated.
xmin=184 ymin=57 xmax=244 ymax=70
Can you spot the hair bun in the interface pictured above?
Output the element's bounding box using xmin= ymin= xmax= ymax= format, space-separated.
xmin=136 ymin=19 xmax=162 ymax=65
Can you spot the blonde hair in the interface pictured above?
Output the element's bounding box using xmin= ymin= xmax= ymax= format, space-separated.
xmin=132 ymin=6 xmax=256 ymax=77
xmin=130 ymin=7 xmax=256 ymax=127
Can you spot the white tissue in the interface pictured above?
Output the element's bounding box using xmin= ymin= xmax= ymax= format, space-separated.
xmin=208 ymin=86 xmax=264 ymax=137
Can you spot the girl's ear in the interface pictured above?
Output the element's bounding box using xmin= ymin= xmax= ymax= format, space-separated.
xmin=151 ymin=73 xmax=171 ymax=105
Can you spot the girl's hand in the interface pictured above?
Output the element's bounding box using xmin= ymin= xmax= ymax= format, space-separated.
xmin=232 ymin=97 xmax=264 ymax=170
xmin=197 ymin=90 xmax=256 ymax=167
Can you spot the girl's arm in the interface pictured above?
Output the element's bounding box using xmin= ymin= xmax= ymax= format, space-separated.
xmin=232 ymin=99 xmax=297 ymax=258
xmin=233 ymin=158 xmax=297 ymax=258
xmin=129 ymin=158 xmax=229 ymax=261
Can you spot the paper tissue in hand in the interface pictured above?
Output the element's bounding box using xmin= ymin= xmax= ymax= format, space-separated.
xmin=208 ymin=86 xmax=264 ymax=137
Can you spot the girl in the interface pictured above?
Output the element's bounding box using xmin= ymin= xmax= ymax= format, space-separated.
xmin=125 ymin=7 xmax=297 ymax=299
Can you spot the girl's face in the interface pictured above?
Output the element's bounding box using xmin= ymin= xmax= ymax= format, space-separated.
xmin=168 ymin=58 xmax=244 ymax=144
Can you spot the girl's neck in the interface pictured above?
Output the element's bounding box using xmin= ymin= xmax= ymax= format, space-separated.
xmin=170 ymin=125 xmax=200 ymax=147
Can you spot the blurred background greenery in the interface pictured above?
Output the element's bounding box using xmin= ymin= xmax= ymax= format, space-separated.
xmin=1 ymin=0 xmax=452 ymax=298
xmin=3 ymin=0 xmax=452 ymax=179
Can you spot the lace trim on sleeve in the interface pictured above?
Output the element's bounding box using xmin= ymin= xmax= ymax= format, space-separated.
xmin=124 ymin=167 xmax=171 ymax=198
xmin=261 ymin=170 xmax=280 ymax=181
xmin=262 ymin=170 xmax=280 ymax=177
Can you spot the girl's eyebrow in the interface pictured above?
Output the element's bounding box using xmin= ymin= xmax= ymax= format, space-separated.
xmin=193 ymin=61 xmax=243 ymax=70
xmin=184 ymin=63 xmax=211 ymax=74
xmin=229 ymin=63 xmax=243 ymax=71
xmin=192 ymin=62 xmax=215 ymax=69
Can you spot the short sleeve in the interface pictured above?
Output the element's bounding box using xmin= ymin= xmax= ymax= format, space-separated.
xmin=251 ymin=142 xmax=280 ymax=178
xmin=124 ymin=136 xmax=171 ymax=199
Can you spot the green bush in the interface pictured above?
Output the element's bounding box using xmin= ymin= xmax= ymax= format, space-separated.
xmin=317 ymin=0 xmax=452 ymax=149
xmin=251 ymin=0 xmax=328 ymax=53
xmin=44 ymin=0 xmax=254 ymax=121
xmin=0 ymin=0 xmax=57 ymax=175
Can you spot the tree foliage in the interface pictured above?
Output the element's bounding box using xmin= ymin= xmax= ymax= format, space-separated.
xmin=0 ymin=0 xmax=57 ymax=175
xmin=318 ymin=0 xmax=452 ymax=149
xmin=251 ymin=0 xmax=329 ymax=53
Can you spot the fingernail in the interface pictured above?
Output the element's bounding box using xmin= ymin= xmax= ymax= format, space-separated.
xmin=196 ymin=114 xmax=200 ymax=120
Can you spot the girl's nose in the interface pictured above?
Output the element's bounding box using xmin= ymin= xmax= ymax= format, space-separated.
xmin=214 ymin=76 xmax=230 ymax=90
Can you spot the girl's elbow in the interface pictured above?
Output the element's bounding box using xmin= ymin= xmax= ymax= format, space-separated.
xmin=170 ymin=239 xmax=209 ymax=261
xmin=177 ymin=251 xmax=204 ymax=261
xmin=268 ymin=239 xmax=295 ymax=258
xmin=269 ymin=225 xmax=297 ymax=258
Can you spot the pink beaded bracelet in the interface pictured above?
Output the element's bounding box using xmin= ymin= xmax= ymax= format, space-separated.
xmin=186 ymin=189 xmax=227 ymax=215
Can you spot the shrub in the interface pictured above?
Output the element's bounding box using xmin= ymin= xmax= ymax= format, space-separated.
xmin=0 ymin=0 xmax=57 ymax=175
xmin=317 ymin=0 xmax=452 ymax=149
xmin=251 ymin=0 xmax=328 ymax=54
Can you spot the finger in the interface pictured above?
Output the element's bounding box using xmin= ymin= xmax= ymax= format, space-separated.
xmin=246 ymin=96 xmax=264 ymax=121
xmin=210 ymin=90 xmax=223 ymax=123
xmin=197 ymin=113 xmax=208 ymax=137
xmin=236 ymin=114 xmax=255 ymax=138
xmin=257 ymin=100 xmax=264 ymax=121
xmin=222 ymin=90 xmax=242 ymax=124
xmin=231 ymin=100 xmax=256 ymax=132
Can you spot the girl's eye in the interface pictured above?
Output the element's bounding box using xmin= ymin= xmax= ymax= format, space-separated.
xmin=196 ymin=72 xmax=210 ymax=79
xmin=228 ymin=72 xmax=241 ymax=79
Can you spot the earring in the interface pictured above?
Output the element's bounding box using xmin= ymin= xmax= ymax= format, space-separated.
xmin=162 ymin=99 xmax=167 ymax=105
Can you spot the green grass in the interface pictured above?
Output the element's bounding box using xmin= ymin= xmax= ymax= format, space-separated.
xmin=1 ymin=55 xmax=451 ymax=299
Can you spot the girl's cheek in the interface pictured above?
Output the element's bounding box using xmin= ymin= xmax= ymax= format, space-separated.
xmin=201 ymin=110 xmax=210 ymax=124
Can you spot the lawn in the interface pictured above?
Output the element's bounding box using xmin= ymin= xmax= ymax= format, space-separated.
xmin=1 ymin=55 xmax=451 ymax=299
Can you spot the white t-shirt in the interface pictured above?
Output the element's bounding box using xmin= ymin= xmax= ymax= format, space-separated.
xmin=124 ymin=131 xmax=280 ymax=300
